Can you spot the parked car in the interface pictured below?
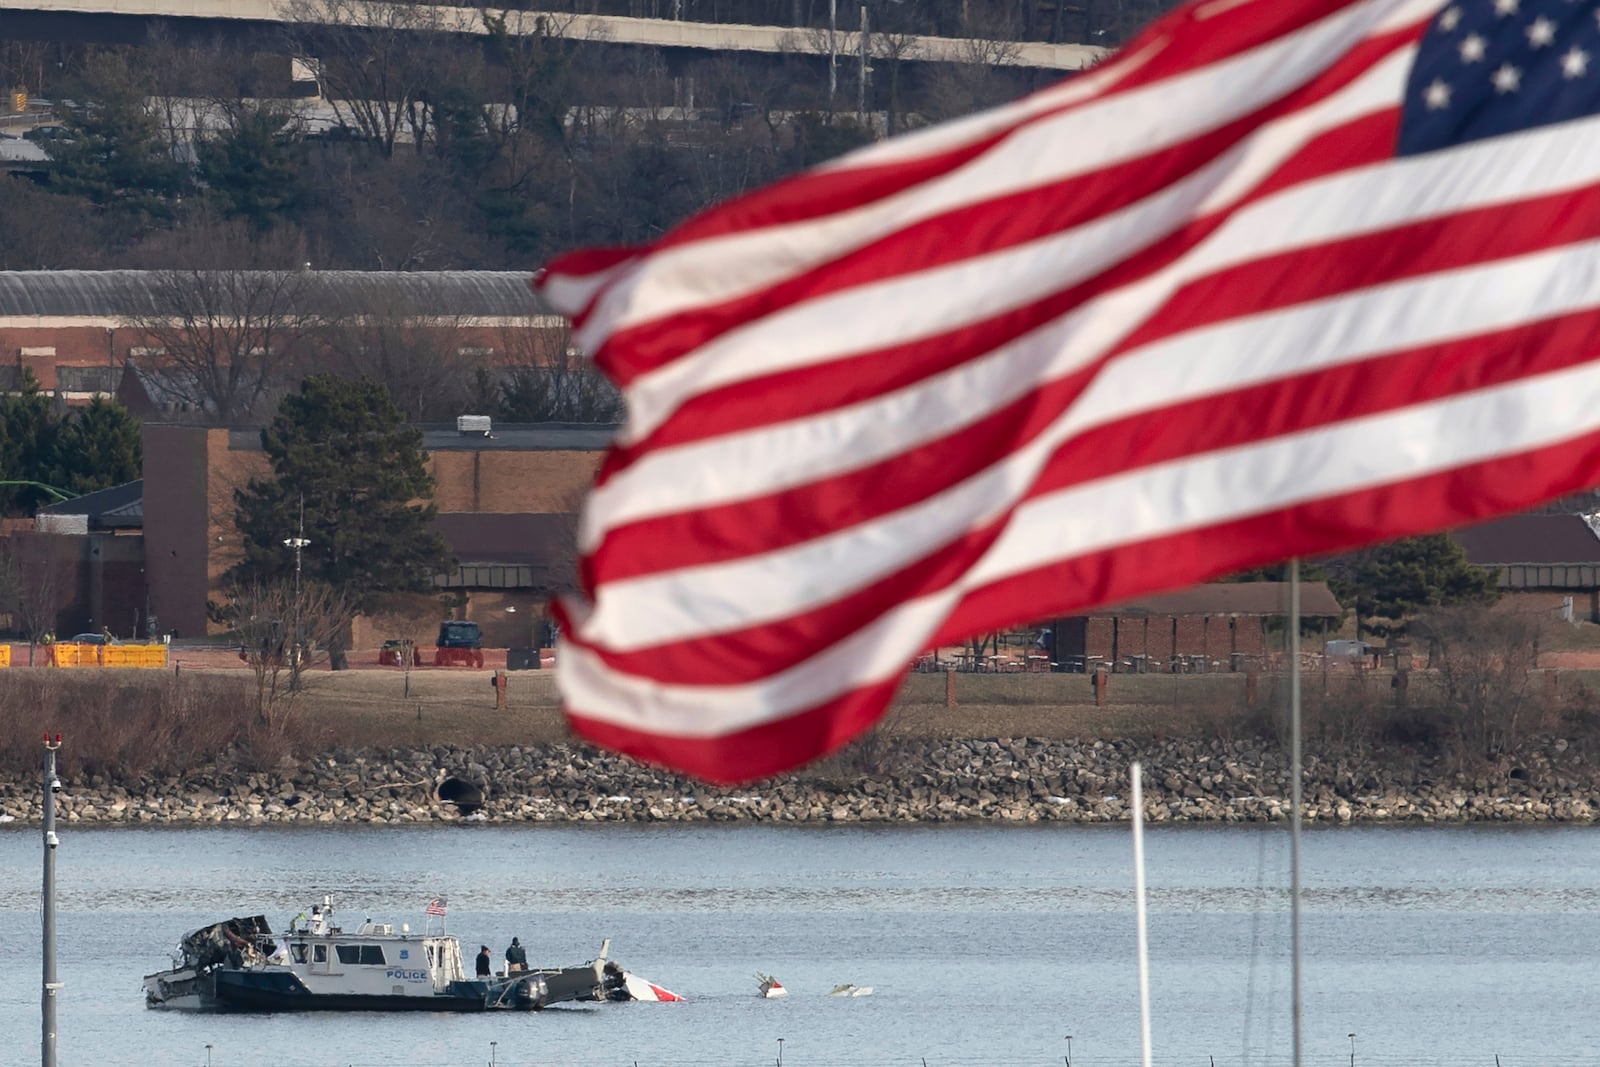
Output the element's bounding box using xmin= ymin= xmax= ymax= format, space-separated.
xmin=23 ymin=125 xmax=72 ymax=144
xmin=69 ymin=632 xmax=115 ymax=645
xmin=434 ymin=620 xmax=484 ymax=668
xmin=378 ymin=639 xmax=422 ymax=667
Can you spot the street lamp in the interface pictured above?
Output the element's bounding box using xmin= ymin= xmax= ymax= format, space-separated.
xmin=284 ymin=495 xmax=311 ymax=678
xmin=489 ymin=1040 xmax=497 ymax=1066
xmin=776 ymin=1037 xmax=785 ymax=1067
xmin=1348 ymin=1032 xmax=1357 ymax=1067
xmin=205 ymin=1045 xmax=213 ymax=1067
xmin=1065 ymin=1035 xmax=1073 ymax=1067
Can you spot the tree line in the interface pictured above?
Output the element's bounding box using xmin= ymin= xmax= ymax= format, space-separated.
xmin=0 ymin=0 xmax=1178 ymax=274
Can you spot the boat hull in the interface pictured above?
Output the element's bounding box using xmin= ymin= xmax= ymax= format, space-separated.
xmin=145 ymin=968 xmax=546 ymax=1013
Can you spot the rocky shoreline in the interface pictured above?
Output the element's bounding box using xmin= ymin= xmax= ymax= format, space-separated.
xmin=2 ymin=736 xmax=1598 ymax=827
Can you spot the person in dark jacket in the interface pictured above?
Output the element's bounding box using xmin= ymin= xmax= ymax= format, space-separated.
xmin=505 ymin=937 xmax=528 ymax=973
xmin=476 ymin=945 xmax=492 ymax=977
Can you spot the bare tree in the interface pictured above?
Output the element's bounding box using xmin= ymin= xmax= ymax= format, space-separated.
xmin=919 ymin=29 xmax=1027 ymax=125
xmin=0 ymin=535 xmax=72 ymax=665
xmin=117 ymin=253 xmax=319 ymax=424
xmin=1418 ymin=605 xmax=1547 ymax=760
xmin=223 ymin=579 xmax=352 ymax=733
xmin=312 ymin=296 xmax=477 ymax=422
xmin=494 ymin=322 xmax=623 ymax=423
xmin=281 ymin=0 xmax=453 ymax=157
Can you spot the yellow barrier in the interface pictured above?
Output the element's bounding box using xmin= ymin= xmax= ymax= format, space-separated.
xmin=101 ymin=645 xmax=169 ymax=669
xmin=48 ymin=643 xmax=101 ymax=667
xmin=0 ymin=645 xmax=9 ymax=667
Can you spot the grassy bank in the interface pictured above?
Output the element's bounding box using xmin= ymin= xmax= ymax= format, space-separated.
xmin=6 ymin=663 xmax=1600 ymax=778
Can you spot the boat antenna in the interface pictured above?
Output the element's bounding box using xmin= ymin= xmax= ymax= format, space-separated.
xmin=1130 ymin=761 xmax=1152 ymax=1067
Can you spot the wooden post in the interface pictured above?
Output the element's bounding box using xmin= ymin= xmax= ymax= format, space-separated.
xmin=1093 ymin=668 xmax=1107 ymax=707
xmin=945 ymin=667 xmax=956 ymax=707
xmin=1245 ymin=670 xmax=1257 ymax=707
xmin=493 ymin=670 xmax=507 ymax=710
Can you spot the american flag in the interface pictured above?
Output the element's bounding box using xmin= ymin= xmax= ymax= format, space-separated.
xmin=425 ymin=897 xmax=447 ymax=917
xmin=538 ymin=0 xmax=1600 ymax=783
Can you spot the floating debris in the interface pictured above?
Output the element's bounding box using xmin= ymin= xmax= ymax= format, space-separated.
xmin=756 ymin=972 xmax=788 ymax=998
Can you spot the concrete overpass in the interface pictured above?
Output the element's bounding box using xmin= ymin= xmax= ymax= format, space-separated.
xmin=0 ymin=0 xmax=1107 ymax=72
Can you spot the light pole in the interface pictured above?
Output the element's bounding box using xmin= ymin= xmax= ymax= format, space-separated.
xmin=205 ymin=1044 xmax=213 ymax=1067
xmin=283 ymin=496 xmax=311 ymax=681
xmin=776 ymin=1037 xmax=785 ymax=1066
xmin=489 ymin=1040 xmax=497 ymax=1066
xmin=41 ymin=732 xmax=62 ymax=1067
xmin=1348 ymin=1033 xmax=1356 ymax=1067
xmin=1065 ymin=1034 xmax=1073 ymax=1067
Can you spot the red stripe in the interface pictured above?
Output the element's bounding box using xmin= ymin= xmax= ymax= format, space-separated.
xmin=574 ymin=309 xmax=1600 ymax=685
xmin=585 ymin=194 xmax=1600 ymax=589
xmin=584 ymin=23 xmax=1418 ymax=388
xmin=595 ymin=105 xmax=1407 ymax=488
xmin=563 ymin=428 xmax=1600 ymax=784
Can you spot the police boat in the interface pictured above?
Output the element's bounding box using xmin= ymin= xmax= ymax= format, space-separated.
xmin=142 ymin=898 xmax=620 ymax=1012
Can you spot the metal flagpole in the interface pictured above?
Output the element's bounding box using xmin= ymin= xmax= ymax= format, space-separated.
xmin=1130 ymin=762 xmax=1153 ymax=1067
xmin=42 ymin=732 xmax=62 ymax=1067
xmin=1288 ymin=559 xmax=1304 ymax=1067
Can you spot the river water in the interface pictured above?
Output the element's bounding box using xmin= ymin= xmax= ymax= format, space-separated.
xmin=0 ymin=823 xmax=1596 ymax=1067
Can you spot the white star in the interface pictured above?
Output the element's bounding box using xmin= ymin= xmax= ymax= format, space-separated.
xmin=1562 ymin=45 xmax=1591 ymax=78
xmin=1526 ymin=17 xmax=1556 ymax=47
xmin=1459 ymin=33 xmax=1488 ymax=62
xmin=1424 ymin=78 xmax=1453 ymax=109
xmin=1491 ymin=62 xmax=1522 ymax=93
xmin=1493 ymin=0 xmax=1518 ymax=15
xmin=1439 ymin=5 xmax=1462 ymax=30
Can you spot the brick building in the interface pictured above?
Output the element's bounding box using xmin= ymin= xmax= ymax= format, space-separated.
xmin=141 ymin=420 xmax=611 ymax=643
xmin=4 ymin=481 xmax=148 ymax=641
xmin=1049 ymin=582 xmax=1344 ymax=672
xmin=0 ymin=269 xmax=564 ymax=414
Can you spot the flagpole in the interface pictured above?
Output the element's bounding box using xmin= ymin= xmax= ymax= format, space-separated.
xmin=1288 ymin=559 xmax=1304 ymax=1067
xmin=42 ymin=733 xmax=61 ymax=1067
xmin=1130 ymin=762 xmax=1153 ymax=1067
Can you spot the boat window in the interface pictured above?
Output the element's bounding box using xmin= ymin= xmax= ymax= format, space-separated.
xmin=313 ymin=944 xmax=327 ymax=964
xmin=291 ymin=945 xmax=308 ymax=964
xmin=336 ymin=945 xmax=386 ymax=966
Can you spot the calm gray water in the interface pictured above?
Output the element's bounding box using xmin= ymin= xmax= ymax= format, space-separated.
xmin=0 ymin=823 xmax=1597 ymax=1067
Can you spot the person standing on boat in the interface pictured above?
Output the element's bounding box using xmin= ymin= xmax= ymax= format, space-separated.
xmin=505 ymin=937 xmax=528 ymax=973
xmin=476 ymin=945 xmax=492 ymax=977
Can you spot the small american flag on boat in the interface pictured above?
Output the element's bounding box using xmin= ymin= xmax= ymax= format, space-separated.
xmin=425 ymin=897 xmax=447 ymax=917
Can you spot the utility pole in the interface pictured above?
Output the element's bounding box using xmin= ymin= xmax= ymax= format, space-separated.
xmin=41 ymin=732 xmax=62 ymax=1067
xmin=828 ymin=0 xmax=838 ymax=103
xmin=857 ymin=3 xmax=869 ymax=124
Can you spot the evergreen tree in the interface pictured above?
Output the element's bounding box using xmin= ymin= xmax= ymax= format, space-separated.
xmin=46 ymin=53 xmax=184 ymax=232
xmin=231 ymin=375 xmax=451 ymax=610
xmin=197 ymin=107 xmax=302 ymax=234
xmin=0 ymin=369 xmax=66 ymax=515
xmin=55 ymin=396 xmax=142 ymax=495
xmin=1328 ymin=534 xmax=1499 ymax=640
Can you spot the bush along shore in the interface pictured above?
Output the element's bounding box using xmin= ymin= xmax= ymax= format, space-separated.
xmin=1 ymin=736 xmax=1597 ymax=826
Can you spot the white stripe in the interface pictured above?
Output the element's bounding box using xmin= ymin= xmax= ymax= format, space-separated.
xmin=581 ymin=237 xmax=1600 ymax=647
xmin=563 ymin=357 xmax=1600 ymax=737
xmin=583 ymin=116 xmax=1600 ymax=546
xmin=610 ymin=46 xmax=1412 ymax=452
xmin=570 ymin=0 xmax=1421 ymax=356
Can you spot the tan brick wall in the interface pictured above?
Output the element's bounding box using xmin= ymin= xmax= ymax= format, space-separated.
xmin=429 ymin=450 xmax=599 ymax=514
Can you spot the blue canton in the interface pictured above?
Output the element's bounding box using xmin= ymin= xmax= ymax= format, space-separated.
xmin=1399 ymin=0 xmax=1600 ymax=154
